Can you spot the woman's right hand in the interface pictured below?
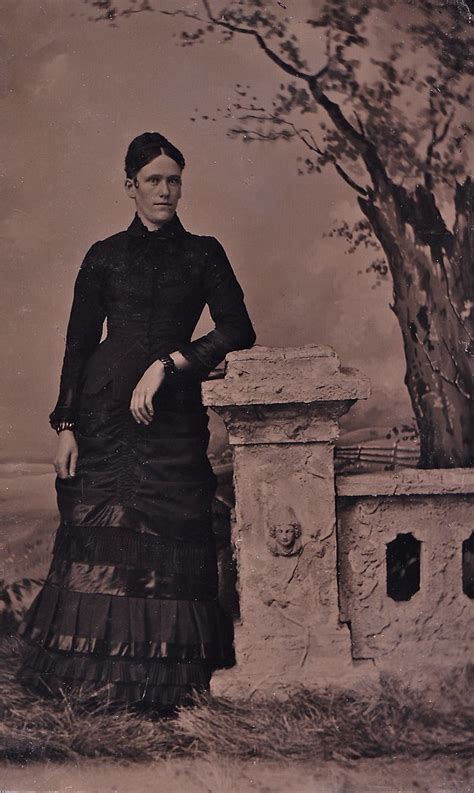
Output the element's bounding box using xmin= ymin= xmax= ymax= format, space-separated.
xmin=53 ymin=430 xmax=79 ymax=479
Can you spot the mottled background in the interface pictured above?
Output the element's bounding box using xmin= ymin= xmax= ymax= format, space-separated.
xmin=1 ymin=0 xmax=413 ymax=463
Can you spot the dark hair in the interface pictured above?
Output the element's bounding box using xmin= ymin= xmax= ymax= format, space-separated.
xmin=125 ymin=132 xmax=185 ymax=179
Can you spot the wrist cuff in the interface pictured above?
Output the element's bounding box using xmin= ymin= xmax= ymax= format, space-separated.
xmin=158 ymin=355 xmax=177 ymax=378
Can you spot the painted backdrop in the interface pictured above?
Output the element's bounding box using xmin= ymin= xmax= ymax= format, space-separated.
xmin=1 ymin=0 xmax=414 ymax=462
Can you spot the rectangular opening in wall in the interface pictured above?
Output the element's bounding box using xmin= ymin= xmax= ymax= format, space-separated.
xmin=462 ymin=533 xmax=474 ymax=599
xmin=386 ymin=533 xmax=421 ymax=601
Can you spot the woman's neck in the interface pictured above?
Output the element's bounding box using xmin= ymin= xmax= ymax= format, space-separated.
xmin=136 ymin=211 xmax=175 ymax=231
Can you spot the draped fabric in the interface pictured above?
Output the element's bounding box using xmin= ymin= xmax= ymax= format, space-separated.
xmin=17 ymin=215 xmax=255 ymax=710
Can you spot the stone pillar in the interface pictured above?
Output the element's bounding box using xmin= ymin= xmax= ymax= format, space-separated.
xmin=202 ymin=345 xmax=371 ymax=696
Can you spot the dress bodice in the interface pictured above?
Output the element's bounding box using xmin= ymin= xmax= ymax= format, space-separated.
xmin=49 ymin=214 xmax=256 ymax=430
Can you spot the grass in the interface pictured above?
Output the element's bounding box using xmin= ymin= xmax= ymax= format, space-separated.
xmin=1 ymin=637 xmax=472 ymax=765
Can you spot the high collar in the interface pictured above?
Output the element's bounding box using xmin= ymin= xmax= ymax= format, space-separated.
xmin=127 ymin=212 xmax=187 ymax=239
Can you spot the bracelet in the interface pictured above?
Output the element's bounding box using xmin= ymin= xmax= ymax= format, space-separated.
xmin=158 ymin=355 xmax=177 ymax=378
xmin=56 ymin=421 xmax=76 ymax=435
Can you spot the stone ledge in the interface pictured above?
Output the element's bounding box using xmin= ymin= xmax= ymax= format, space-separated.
xmin=336 ymin=467 xmax=474 ymax=497
xmin=203 ymin=345 xmax=371 ymax=407
xmin=223 ymin=344 xmax=339 ymax=364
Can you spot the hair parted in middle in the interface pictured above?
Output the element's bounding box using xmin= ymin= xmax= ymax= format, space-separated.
xmin=125 ymin=132 xmax=186 ymax=180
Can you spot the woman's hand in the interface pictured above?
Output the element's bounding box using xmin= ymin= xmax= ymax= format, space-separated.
xmin=130 ymin=361 xmax=165 ymax=425
xmin=54 ymin=430 xmax=79 ymax=479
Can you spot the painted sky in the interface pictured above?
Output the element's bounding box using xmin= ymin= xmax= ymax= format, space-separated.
xmin=1 ymin=0 xmax=415 ymax=461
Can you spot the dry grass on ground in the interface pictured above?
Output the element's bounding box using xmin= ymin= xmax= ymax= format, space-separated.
xmin=0 ymin=638 xmax=472 ymax=766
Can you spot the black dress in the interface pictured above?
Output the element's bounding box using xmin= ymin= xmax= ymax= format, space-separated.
xmin=17 ymin=213 xmax=256 ymax=709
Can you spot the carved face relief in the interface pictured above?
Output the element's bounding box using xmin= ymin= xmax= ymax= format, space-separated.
xmin=268 ymin=522 xmax=302 ymax=557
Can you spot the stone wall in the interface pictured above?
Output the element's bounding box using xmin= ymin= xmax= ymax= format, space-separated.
xmin=203 ymin=345 xmax=473 ymax=695
xmin=337 ymin=469 xmax=474 ymax=676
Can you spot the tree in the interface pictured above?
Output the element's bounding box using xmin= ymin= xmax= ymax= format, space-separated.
xmin=87 ymin=0 xmax=473 ymax=468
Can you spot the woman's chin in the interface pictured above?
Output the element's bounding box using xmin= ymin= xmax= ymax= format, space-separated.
xmin=152 ymin=209 xmax=174 ymax=224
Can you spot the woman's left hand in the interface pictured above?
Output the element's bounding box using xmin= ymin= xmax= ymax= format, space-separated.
xmin=130 ymin=361 xmax=165 ymax=425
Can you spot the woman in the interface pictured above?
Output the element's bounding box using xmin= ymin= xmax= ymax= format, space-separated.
xmin=17 ymin=132 xmax=256 ymax=711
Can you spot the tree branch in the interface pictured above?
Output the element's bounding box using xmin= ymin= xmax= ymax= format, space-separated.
xmin=161 ymin=8 xmax=205 ymax=24
xmin=236 ymin=112 xmax=323 ymax=152
xmin=281 ymin=120 xmax=322 ymax=154
xmin=420 ymin=341 xmax=472 ymax=402
xmin=234 ymin=112 xmax=368 ymax=196
xmin=436 ymin=236 xmax=474 ymax=342
xmin=354 ymin=111 xmax=365 ymax=137
xmin=333 ymin=162 xmax=368 ymax=197
xmin=232 ymin=128 xmax=285 ymax=142
xmin=199 ymin=0 xmax=313 ymax=81
xmin=309 ymin=78 xmax=389 ymax=195
xmin=166 ymin=1 xmax=389 ymax=196
xmin=425 ymin=101 xmax=455 ymax=190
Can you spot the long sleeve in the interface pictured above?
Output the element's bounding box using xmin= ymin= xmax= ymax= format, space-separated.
xmin=178 ymin=238 xmax=256 ymax=379
xmin=49 ymin=243 xmax=106 ymax=431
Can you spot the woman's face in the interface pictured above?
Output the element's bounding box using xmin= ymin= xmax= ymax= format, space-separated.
xmin=275 ymin=525 xmax=296 ymax=547
xmin=125 ymin=154 xmax=182 ymax=229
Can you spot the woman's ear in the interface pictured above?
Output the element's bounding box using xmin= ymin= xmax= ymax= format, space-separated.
xmin=124 ymin=178 xmax=136 ymax=199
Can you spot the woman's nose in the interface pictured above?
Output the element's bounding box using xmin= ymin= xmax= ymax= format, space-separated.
xmin=158 ymin=180 xmax=170 ymax=196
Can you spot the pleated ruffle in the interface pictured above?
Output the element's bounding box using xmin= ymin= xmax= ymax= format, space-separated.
xmin=18 ymin=378 xmax=233 ymax=709
xmin=19 ymin=583 xmax=235 ymax=666
xmin=46 ymin=521 xmax=217 ymax=601
xmin=53 ymin=523 xmax=215 ymax=563
xmin=46 ymin=558 xmax=216 ymax=600
xmin=18 ymin=645 xmax=211 ymax=708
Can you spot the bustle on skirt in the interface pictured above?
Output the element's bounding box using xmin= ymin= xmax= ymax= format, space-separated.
xmin=17 ymin=380 xmax=235 ymax=711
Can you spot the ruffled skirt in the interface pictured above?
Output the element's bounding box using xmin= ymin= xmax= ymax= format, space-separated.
xmin=17 ymin=379 xmax=235 ymax=709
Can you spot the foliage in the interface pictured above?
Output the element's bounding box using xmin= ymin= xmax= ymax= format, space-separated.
xmin=83 ymin=1 xmax=472 ymax=281
xmin=0 ymin=579 xmax=43 ymax=636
